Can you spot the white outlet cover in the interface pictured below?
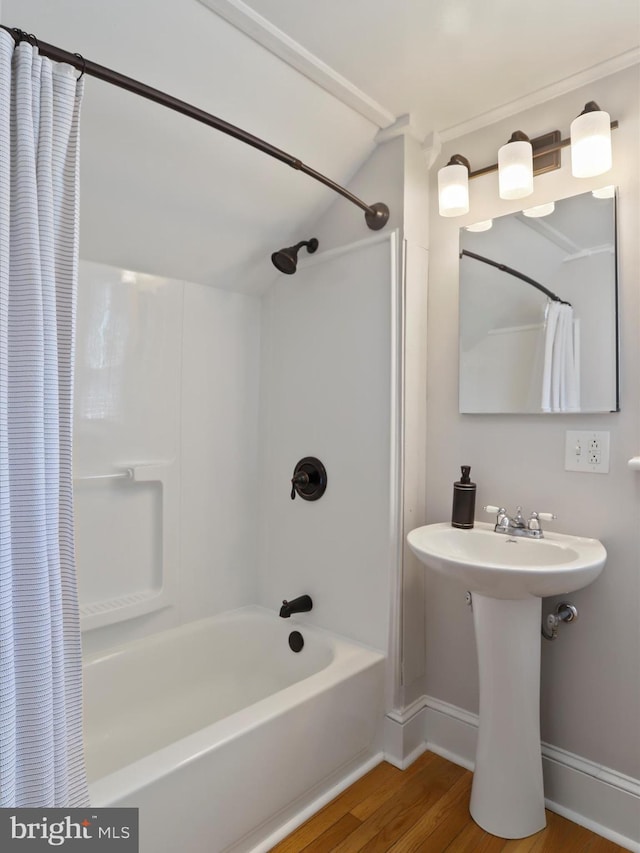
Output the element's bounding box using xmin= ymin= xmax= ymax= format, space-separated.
xmin=565 ymin=430 xmax=610 ymax=474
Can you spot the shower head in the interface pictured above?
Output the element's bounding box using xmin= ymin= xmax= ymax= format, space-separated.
xmin=271 ymin=238 xmax=319 ymax=275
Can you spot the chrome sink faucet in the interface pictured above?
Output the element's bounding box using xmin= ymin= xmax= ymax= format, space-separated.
xmin=484 ymin=505 xmax=556 ymax=539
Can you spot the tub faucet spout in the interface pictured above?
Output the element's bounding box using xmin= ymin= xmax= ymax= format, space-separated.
xmin=280 ymin=595 xmax=313 ymax=618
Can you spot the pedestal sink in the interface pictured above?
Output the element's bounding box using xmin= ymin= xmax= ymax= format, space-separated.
xmin=407 ymin=522 xmax=606 ymax=839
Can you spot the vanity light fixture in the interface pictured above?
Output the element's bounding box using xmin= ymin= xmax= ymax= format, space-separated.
xmin=465 ymin=219 xmax=493 ymax=232
xmin=498 ymin=131 xmax=533 ymax=199
xmin=522 ymin=202 xmax=555 ymax=218
xmin=438 ymin=154 xmax=470 ymax=217
xmin=592 ymin=185 xmax=615 ymax=199
xmin=570 ymin=102 xmax=612 ymax=178
xmin=437 ymin=101 xmax=618 ymax=218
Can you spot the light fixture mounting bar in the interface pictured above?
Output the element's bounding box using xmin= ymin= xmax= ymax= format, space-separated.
xmin=468 ymin=120 xmax=618 ymax=181
xmin=530 ymin=130 xmax=562 ymax=176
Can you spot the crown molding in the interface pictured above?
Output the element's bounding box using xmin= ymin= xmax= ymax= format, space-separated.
xmin=438 ymin=48 xmax=640 ymax=143
xmin=421 ymin=131 xmax=442 ymax=169
xmin=375 ymin=114 xmax=423 ymax=144
xmin=196 ymin=0 xmax=396 ymax=129
xmin=196 ymin=2 xmax=638 ymax=153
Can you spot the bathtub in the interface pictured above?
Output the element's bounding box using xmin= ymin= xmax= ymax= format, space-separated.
xmin=83 ymin=606 xmax=385 ymax=852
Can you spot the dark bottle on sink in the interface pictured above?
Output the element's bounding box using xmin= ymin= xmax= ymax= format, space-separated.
xmin=451 ymin=465 xmax=476 ymax=529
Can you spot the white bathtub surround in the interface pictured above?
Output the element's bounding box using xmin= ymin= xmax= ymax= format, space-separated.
xmin=258 ymin=233 xmax=399 ymax=652
xmin=0 ymin=33 xmax=89 ymax=806
xmin=73 ymin=262 xmax=184 ymax=633
xmin=74 ymin=266 xmax=263 ymax=656
xmin=84 ymin=607 xmax=385 ymax=853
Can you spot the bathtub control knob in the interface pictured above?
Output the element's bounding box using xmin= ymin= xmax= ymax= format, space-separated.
xmin=290 ymin=457 xmax=327 ymax=501
xmin=290 ymin=470 xmax=310 ymax=499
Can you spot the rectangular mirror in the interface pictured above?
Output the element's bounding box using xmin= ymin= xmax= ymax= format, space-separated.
xmin=459 ymin=188 xmax=618 ymax=414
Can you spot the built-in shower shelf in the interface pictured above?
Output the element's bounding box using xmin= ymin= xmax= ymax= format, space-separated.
xmin=76 ymin=461 xmax=178 ymax=631
xmin=80 ymin=589 xmax=166 ymax=624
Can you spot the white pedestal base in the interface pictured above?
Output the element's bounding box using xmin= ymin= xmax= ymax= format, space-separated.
xmin=469 ymin=593 xmax=546 ymax=839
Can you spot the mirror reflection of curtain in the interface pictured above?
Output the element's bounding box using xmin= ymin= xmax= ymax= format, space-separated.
xmin=458 ymin=189 xmax=616 ymax=414
xmin=541 ymin=301 xmax=580 ymax=412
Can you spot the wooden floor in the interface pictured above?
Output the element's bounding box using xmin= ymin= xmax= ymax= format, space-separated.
xmin=271 ymin=751 xmax=627 ymax=852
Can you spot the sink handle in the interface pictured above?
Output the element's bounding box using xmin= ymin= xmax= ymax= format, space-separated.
xmin=534 ymin=512 xmax=557 ymax=522
xmin=527 ymin=511 xmax=557 ymax=532
xmin=484 ymin=505 xmax=507 ymax=519
xmin=484 ymin=505 xmax=509 ymax=528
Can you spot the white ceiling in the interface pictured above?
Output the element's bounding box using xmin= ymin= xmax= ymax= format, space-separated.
xmin=237 ymin=0 xmax=640 ymax=136
xmin=1 ymin=0 xmax=638 ymax=292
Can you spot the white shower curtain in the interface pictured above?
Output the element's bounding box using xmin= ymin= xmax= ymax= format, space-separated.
xmin=540 ymin=300 xmax=580 ymax=413
xmin=0 ymin=32 xmax=88 ymax=806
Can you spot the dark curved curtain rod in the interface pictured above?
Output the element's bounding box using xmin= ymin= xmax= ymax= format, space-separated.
xmin=460 ymin=249 xmax=571 ymax=307
xmin=0 ymin=26 xmax=389 ymax=231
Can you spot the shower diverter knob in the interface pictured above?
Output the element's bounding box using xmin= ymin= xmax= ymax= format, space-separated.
xmin=290 ymin=457 xmax=327 ymax=501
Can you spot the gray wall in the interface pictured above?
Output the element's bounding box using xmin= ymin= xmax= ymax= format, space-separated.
xmin=426 ymin=66 xmax=640 ymax=779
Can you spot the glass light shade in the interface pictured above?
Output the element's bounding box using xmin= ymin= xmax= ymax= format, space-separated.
xmin=592 ymin=185 xmax=615 ymax=199
xmin=570 ymin=109 xmax=612 ymax=177
xmin=465 ymin=219 xmax=493 ymax=232
xmin=498 ymin=140 xmax=533 ymax=199
xmin=438 ymin=163 xmax=469 ymax=217
xmin=522 ymin=202 xmax=555 ymax=218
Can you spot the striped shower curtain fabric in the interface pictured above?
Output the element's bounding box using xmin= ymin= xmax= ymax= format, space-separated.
xmin=0 ymin=31 xmax=89 ymax=806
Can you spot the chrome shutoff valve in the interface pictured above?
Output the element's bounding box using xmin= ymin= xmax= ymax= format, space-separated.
xmin=543 ymin=601 xmax=578 ymax=640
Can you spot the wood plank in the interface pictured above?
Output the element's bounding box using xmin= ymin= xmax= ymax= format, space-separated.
xmin=301 ymin=813 xmax=361 ymax=853
xmin=501 ymin=823 xmax=547 ymax=853
xmin=273 ymin=752 xmax=624 ymax=853
xmin=350 ymin=751 xmax=438 ymax=821
xmin=269 ymin=762 xmax=399 ymax=853
xmin=529 ymin=811 xmax=602 ymax=852
xmin=586 ymin=835 xmax=629 ymax=853
xmin=332 ymin=757 xmax=467 ymax=853
xmin=385 ymin=771 xmax=472 ymax=852
xmin=444 ymin=819 xmax=509 ymax=852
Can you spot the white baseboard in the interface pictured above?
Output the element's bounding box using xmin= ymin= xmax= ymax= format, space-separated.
xmin=390 ymin=695 xmax=640 ymax=852
xmin=384 ymin=698 xmax=430 ymax=769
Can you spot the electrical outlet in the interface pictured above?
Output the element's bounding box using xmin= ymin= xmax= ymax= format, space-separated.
xmin=588 ymin=438 xmax=601 ymax=465
xmin=565 ymin=430 xmax=610 ymax=473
